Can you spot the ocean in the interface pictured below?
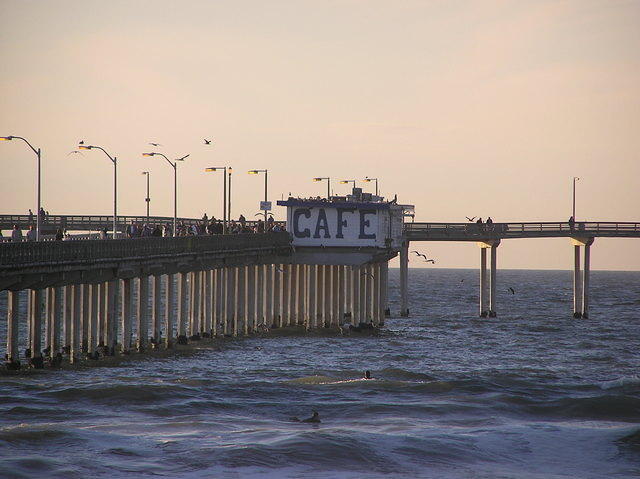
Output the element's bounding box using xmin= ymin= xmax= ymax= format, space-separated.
xmin=0 ymin=268 xmax=639 ymax=478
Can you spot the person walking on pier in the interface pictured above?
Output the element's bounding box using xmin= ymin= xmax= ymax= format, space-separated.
xmin=11 ymin=224 xmax=23 ymax=242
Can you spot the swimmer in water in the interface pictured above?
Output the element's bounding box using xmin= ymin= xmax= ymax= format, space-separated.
xmin=364 ymin=370 xmax=372 ymax=379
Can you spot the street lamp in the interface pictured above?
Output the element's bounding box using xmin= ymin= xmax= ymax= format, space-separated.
xmin=339 ymin=179 xmax=356 ymax=193
xmin=205 ymin=166 xmax=228 ymax=233
xmin=141 ymin=171 xmax=150 ymax=222
xmin=313 ymin=177 xmax=331 ymax=199
xmin=572 ymin=177 xmax=580 ymax=220
xmin=248 ymin=169 xmax=268 ymax=223
xmin=1 ymin=136 xmax=42 ymax=240
xmin=79 ymin=144 xmax=118 ymax=238
xmin=143 ymin=152 xmax=188 ymax=236
xmin=363 ymin=177 xmax=379 ymax=196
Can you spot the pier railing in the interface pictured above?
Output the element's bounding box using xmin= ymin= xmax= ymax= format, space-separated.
xmin=0 ymin=214 xmax=202 ymax=232
xmin=0 ymin=232 xmax=292 ymax=268
xmin=404 ymin=221 xmax=640 ymax=241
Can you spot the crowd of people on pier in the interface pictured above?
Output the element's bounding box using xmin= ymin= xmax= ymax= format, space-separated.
xmin=125 ymin=214 xmax=283 ymax=239
xmin=2 ymin=212 xmax=284 ymax=242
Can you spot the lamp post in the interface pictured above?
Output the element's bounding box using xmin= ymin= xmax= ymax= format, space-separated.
xmin=79 ymin=144 xmax=118 ymax=238
xmin=572 ymin=177 xmax=580 ymax=220
xmin=141 ymin=171 xmax=150 ymax=222
xmin=363 ymin=177 xmax=378 ymax=196
xmin=205 ymin=166 xmax=227 ymax=233
xmin=143 ymin=152 xmax=188 ymax=236
xmin=339 ymin=179 xmax=356 ymax=193
xmin=1 ymin=136 xmax=42 ymax=240
xmin=313 ymin=177 xmax=331 ymax=199
xmin=228 ymin=167 xmax=233 ymax=225
xmin=248 ymin=169 xmax=268 ymax=223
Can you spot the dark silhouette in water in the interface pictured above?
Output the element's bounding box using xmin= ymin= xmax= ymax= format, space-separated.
xmin=364 ymin=370 xmax=372 ymax=379
xmin=291 ymin=411 xmax=320 ymax=423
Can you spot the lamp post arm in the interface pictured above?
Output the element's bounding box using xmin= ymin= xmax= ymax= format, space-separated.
xmin=11 ymin=136 xmax=39 ymax=156
xmin=92 ymin=145 xmax=116 ymax=164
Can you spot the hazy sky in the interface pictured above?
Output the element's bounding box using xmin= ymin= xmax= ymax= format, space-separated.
xmin=1 ymin=0 xmax=639 ymax=270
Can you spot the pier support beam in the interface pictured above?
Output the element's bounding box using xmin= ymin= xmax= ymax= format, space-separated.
xmin=306 ymin=265 xmax=316 ymax=329
xmin=63 ymin=286 xmax=72 ymax=355
xmin=478 ymin=240 xmax=500 ymax=317
xmin=152 ymin=275 xmax=162 ymax=347
xmin=400 ymin=241 xmax=409 ymax=316
xmin=6 ymin=291 xmax=21 ymax=368
xmin=381 ymin=261 xmax=389 ymax=320
xmin=177 ymin=272 xmax=188 ymax=343
xmin=571 ymin=237 xmax=594 ymax=319
xmin=246 ymin=265 xmax=256 ymax=333
xmin=71 ymin=285 xmax=81 ymax=363
xmin=106 ymin=280 xmax=117 ymax=355
xmin=297 ymin=264 xmax=306 ymax=326
xmin=265 ymin=265 xmax=273 ymax=328
xmin=137 ymin=276 xmax=148 ymax=351
xmin=165 ymin=274 xmax=174 ymax=347
xmin=573 ymin=245 xmax=582 ymax=318
xmin=29 ymin=289 xmax=44 ymax=367
xmin=89 ymin=283 xmax=99 ymax=357
xmin=121 ymin=279 xmax=132 ymax=353
xmin=273 ymin=264 xmax=281 ymax=328
xmin=337 ymin=266 xmax=345 ymax=325
xmin=582 ymin=243 xmax=591 ymax=319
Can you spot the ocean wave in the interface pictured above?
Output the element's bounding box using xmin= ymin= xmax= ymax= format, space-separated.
xmin=42 ymin=383 xmax=194 ymax=404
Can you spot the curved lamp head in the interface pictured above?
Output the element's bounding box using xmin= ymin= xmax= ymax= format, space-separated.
xmin=248 ymin=170 xmax=259 ymax=175
xmin=79 ymin=145 xmax=93 ymax=150
xmin=0 ymin=136 xmax=14 ymax=141
xmin=142 ymin=152 xmax=155 ymax=157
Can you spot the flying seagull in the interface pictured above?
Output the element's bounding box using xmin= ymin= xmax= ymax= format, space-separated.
xmin=424 ymin=259 xmax=436 ymax=264
xmin=466 ymin=216 xmax=476 ymax=222
xmin=204 ymin=138 xmax=212 ymax=145
xmin=508 ymin=287 xmax=516 ymax=295
xmin=175 ymin=154 xmax=190 ymax=161
xmin=412 ymin=251 xmax=428 ymax=260
xmin=361 ymin=271 xmax=375 ymax=278
xmin=67 ymin=150 xmax=84 ymax=156
xmin=149 ymin=142 xmax=162 ymax=147
xmin=275 ymin=266 xmax=286 ymax=273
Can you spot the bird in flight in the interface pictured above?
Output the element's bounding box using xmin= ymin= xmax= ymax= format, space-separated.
xmin=204 ymin=138 xmax=212 ymax=145
xmin=411 ymin=251 xmax=428 ymax=260
xmin=67 ymin=150 xmax=84 ymax=156
xmin=175 ymin=154 xmax=190 ymax=161
xmin=275 ymin=266 xmax=286 ymax=273
xmin=424 ymin=259 xmax=436 ymax=264
xmin=149 ymin=142 xmax=162 ymax=147
xmin=466 ymin=216 xmax=476 ymax=222
xmin=361 ymin=271 xmax=375 ymax=278
xmin=508 ymin=287 xmax=516 ymax=295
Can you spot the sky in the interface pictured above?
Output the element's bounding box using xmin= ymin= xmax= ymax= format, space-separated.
xmin=1 ymin=0 xmax=639 ymax=270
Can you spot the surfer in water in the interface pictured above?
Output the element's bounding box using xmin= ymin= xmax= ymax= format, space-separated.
xmin=291 ymin=411 xmax=321 ymax=423
xmin=364 ymin=370 xmax=372 ymax=379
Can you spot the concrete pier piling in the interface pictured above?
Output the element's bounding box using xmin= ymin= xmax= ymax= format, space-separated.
xmin=571 ymin=237 xmax=594 ymax=319
xmin=400 ymin=242 xmax=409 ymax=317
xmin=137 ymin=276 xmax=148 ymax=352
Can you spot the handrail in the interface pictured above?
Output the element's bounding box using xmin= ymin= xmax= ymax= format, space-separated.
xmin=403 ymin=221 xmax=640 ymax=239
xmin=0 ymin=232 xmax=292 ymax=267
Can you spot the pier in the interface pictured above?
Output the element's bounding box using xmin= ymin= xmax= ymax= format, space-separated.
xmin=1 ymin=195 xmax=401 ymax=370
xmin=401 ymin=221 xmax=640 ymax=318
xmin=3 ymin=203 xmax=640 ymax=371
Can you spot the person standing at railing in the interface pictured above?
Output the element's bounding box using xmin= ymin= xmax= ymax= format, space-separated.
xmin=55 ymin=228 xmax=64 ymax=241
xmin=28 ymin=209 xmax=33 ymax=225
xmin=26 ymin=225 xmax=36 ymax=242
xmin=11 ymin=224 xmax=23 ymax=242
xmin=486 ymin=217 xmax=494 ymax=231
xmin=568 ymin=216 xmax=575 ymax=231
